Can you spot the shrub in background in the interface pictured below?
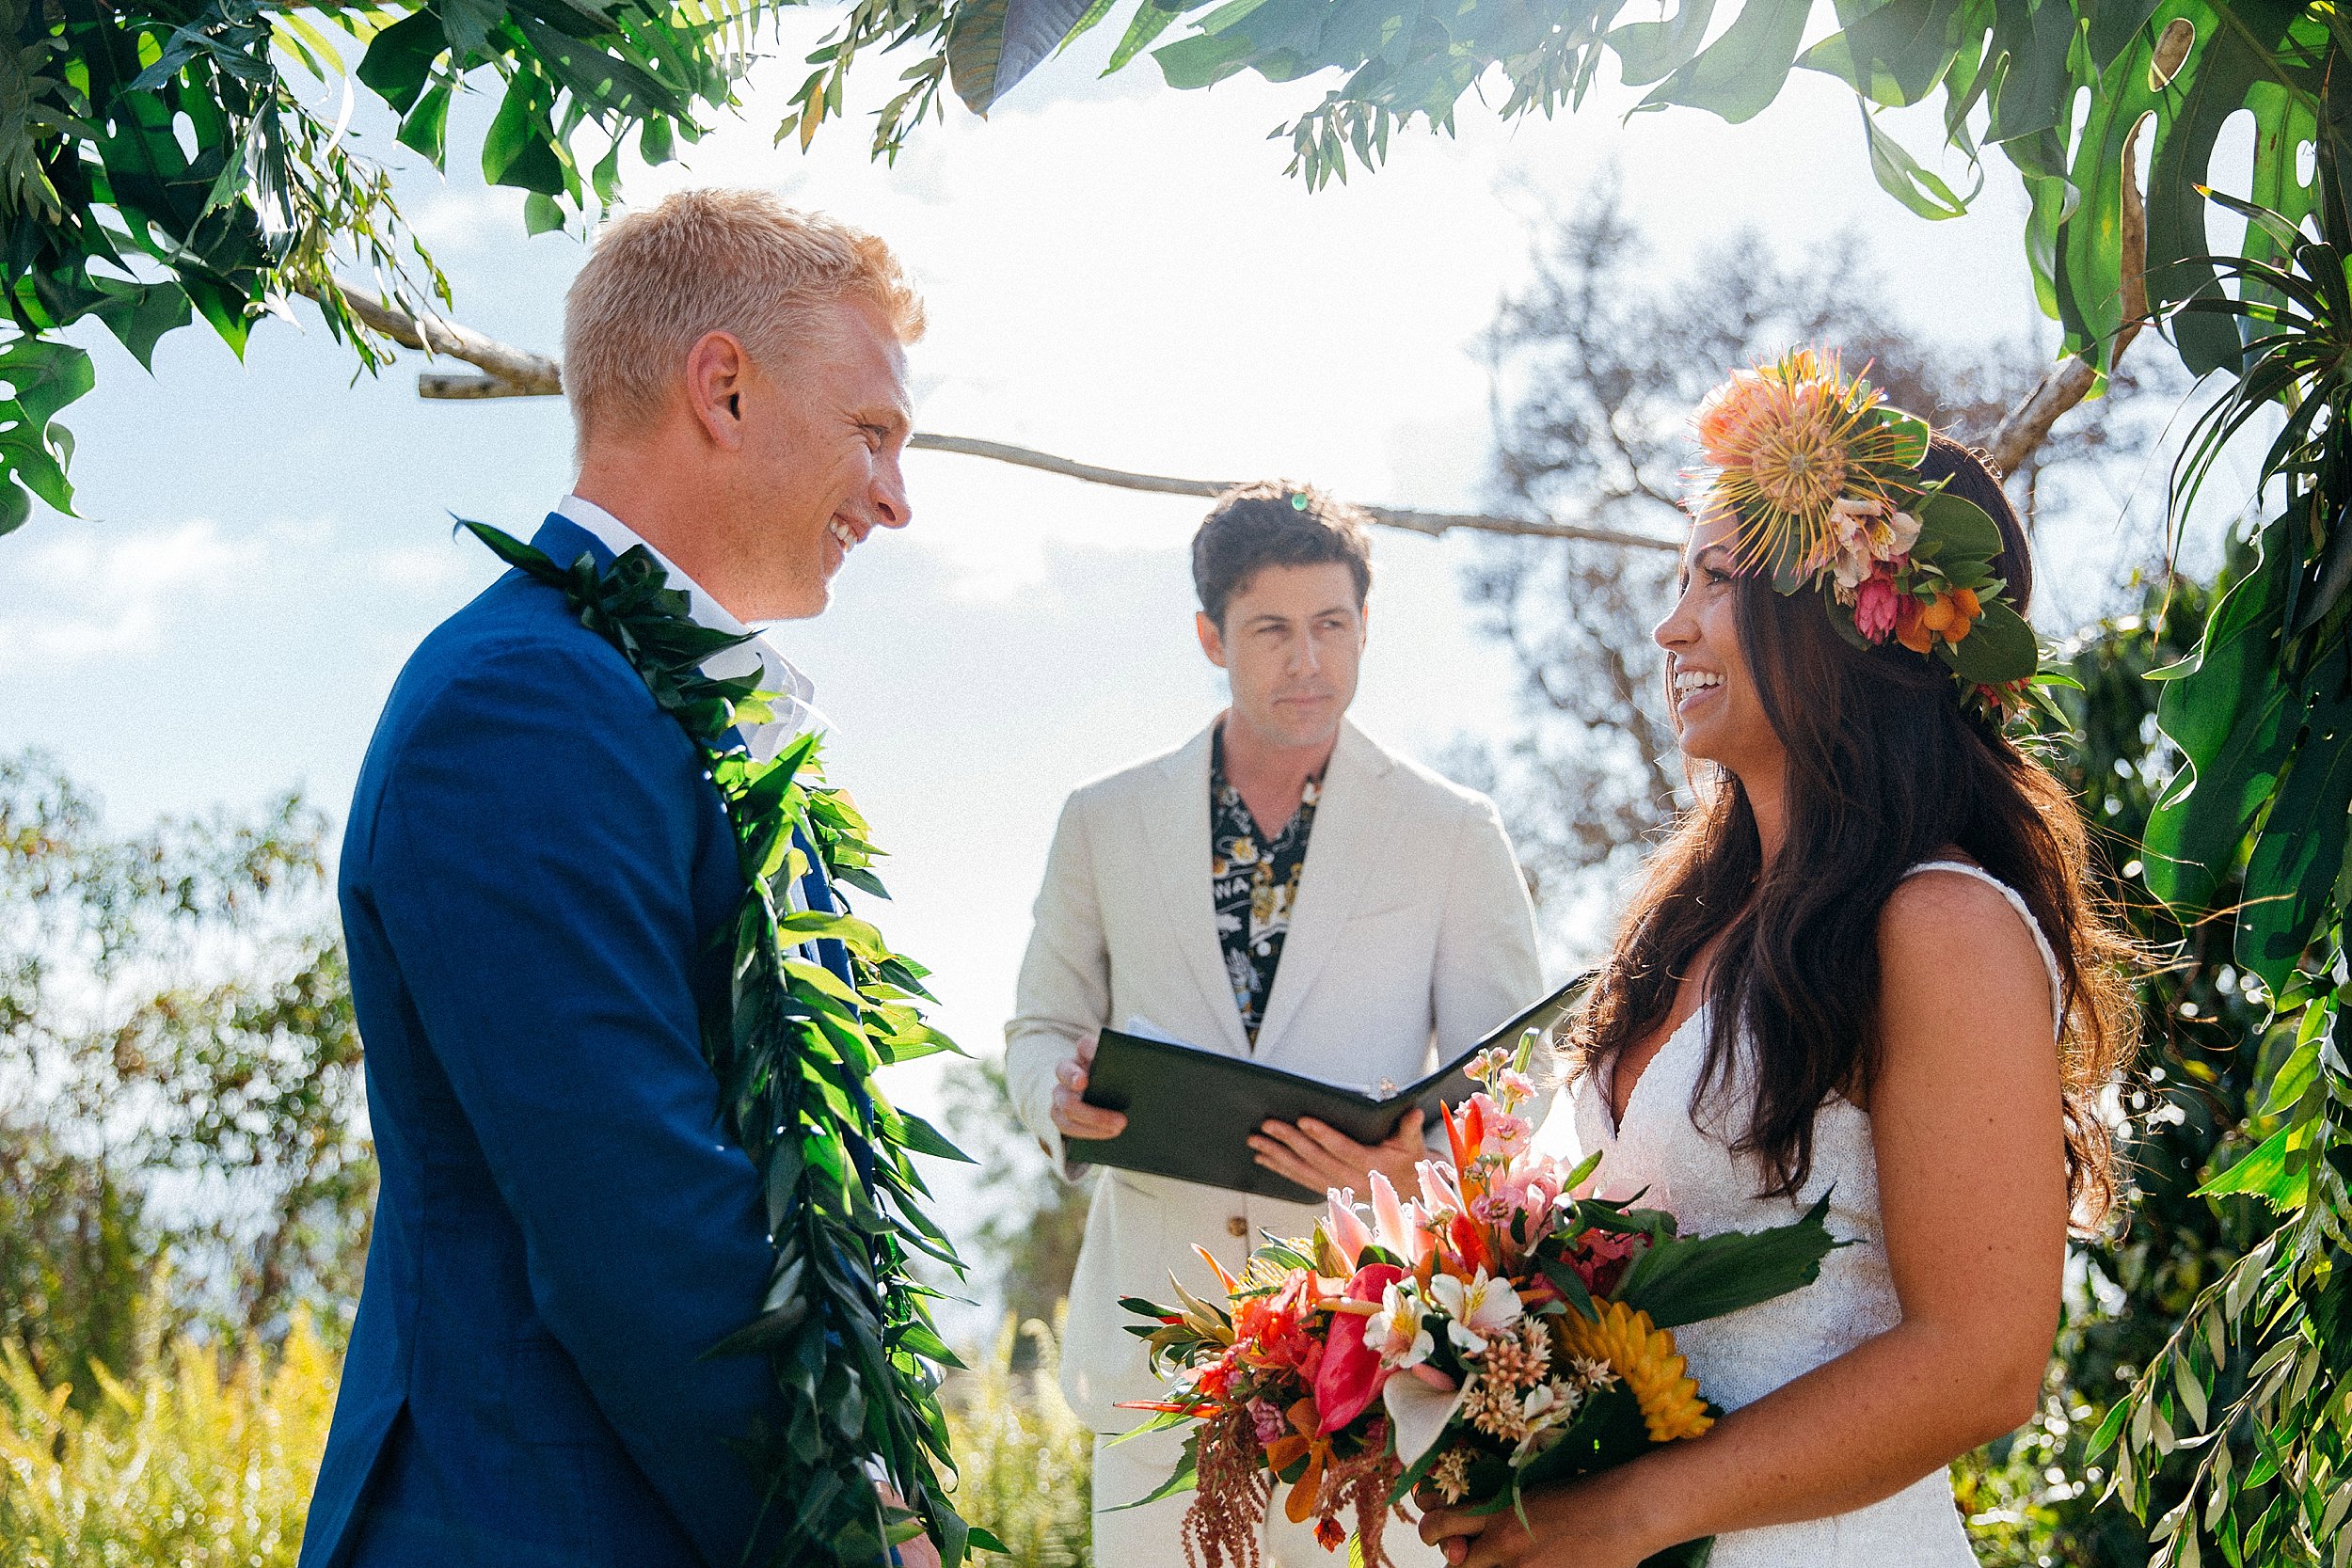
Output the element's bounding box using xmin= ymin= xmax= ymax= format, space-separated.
xmin=0 ymin=1315 xmax=337 ymax=1567
xmin=943 ymin=1313 xmax=1094 ymax=1568
xmin=0 ymin=751 xmax=373 ymax=1394
xmin=1951 ymin=574 xmax=2275 ymax=1566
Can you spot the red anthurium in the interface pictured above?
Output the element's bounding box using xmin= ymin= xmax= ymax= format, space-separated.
xmin=1312 ymin=1262 xmax=1406 ymax=1433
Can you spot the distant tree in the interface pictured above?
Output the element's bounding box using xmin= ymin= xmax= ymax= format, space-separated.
xmin=0 ymin=751 xmax=371 ymax=1390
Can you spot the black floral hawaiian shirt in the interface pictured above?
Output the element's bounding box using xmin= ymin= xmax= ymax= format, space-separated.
xmin=1210 ymin=723 xmax=1324 ymax=1048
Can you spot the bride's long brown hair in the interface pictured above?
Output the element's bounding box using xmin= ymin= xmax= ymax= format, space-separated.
xmin=1572 ymin=436 xmax=2137 ymax=1226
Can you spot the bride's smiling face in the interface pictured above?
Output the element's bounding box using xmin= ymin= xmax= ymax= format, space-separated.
xmin=1654 ymin=507 xmax=1786 ymax=781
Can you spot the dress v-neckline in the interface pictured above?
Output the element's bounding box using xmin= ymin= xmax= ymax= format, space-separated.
xmin=1600 ymin=1002 xmax=1708 ymax=1140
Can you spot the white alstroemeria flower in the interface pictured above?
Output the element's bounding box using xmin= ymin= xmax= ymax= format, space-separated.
xmin=1363 ymin=1281 xmax=1434 ymax=1370
xmin=1429 ymin=1269 xmax=1522 ymax=1354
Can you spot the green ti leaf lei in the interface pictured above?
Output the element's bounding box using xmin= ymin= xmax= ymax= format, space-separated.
xmin=462 ymin=520 xmax=1003 ymax=1567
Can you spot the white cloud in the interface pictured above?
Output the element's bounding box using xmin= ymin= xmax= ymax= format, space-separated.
xmin=0 ymin=517 xmax=262 ymax=669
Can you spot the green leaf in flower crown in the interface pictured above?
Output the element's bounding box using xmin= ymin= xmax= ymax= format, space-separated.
xmin=1944 ymin=600 xmax=2040 ymax=687
xmin=1871 ymin=402 xmax=1932 ymax=468
xmin=1905 ymin=487 xmax=2004 ymax=571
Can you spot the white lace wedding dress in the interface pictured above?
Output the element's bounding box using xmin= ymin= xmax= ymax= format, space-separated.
xmin=1561 ymin=861 xmax=2062 ymax=1566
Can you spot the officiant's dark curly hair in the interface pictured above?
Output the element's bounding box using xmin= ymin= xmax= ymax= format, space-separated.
xmin=1192 ymin=481 xmax=1374 ymax=628
xmin=1572 ymin=437 xmax=2138 ymax=1228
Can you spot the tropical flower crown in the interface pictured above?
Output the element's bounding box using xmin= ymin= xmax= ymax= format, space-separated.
xmin=1691 ymin=349 xmax=2043 ymax=715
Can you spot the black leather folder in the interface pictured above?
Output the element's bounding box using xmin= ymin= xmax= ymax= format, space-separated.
xmin=1066 ymin=972 xmax=1595 ymax=1205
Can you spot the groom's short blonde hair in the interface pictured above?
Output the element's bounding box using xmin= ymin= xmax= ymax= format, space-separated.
xmin=564 ymin=188 xmax=924 ymax=442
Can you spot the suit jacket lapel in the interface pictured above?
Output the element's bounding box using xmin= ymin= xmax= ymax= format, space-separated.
xmin=1144 ymin=724 xmax=1251 ymax=1058
xmin=1252 ymin=721 xmax=1400 ymax=1059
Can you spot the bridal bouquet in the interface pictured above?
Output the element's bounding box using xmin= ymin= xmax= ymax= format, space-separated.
xmin=1116 ymin=1046 xmax=1839 ymax=1568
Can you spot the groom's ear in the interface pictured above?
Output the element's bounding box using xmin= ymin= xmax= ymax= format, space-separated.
xmin=682 ymin=330 xmax=752 ymax=449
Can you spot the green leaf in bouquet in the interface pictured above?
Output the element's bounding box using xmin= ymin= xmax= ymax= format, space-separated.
xmin=1384 ymin=1436 xmax=1450 ymax=1508
xmin=1568 ymin=1196 xmax=1679 ymax=1243
xmin=1536 ymin=1255 xmax=1597 ymax=1322
xmin=1613 ymin=1193 xmax=1842 ymax=1329
xmin=1559 ymin=1148 xmax=1605 ymax=1193
xmin=1511 ymin=1382 xmax=1657 ymax=1490
xmin=1256 ymin=1239 xmax=1318 ymax=1273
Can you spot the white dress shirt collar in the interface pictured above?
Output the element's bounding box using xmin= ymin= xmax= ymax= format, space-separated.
xmin=553 ymin=494 xmax=827 ymax=755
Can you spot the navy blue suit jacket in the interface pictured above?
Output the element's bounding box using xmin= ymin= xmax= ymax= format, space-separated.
xmin=301 ymin=516 xmax=809 ymax=1568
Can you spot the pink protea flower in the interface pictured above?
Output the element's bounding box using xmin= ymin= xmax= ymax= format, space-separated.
xmin=1853 ymin=569 xmax=1902 ymax=642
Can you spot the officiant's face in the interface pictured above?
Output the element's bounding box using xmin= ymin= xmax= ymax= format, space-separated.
xmin=739 ymin=297 xmax=914 ymax=619
xmin=1198 ymin=562 xmax=1367 ymax=752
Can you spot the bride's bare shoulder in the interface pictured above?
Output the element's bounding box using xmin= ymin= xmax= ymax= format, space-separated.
xmin=1878 ymin=867 xmax=2052 ymax=1031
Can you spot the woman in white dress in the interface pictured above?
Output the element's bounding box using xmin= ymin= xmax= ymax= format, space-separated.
xmin=1420 ymin=356 xmax=2138 ymax=1567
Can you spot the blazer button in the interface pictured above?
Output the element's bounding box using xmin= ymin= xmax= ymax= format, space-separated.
xmin=1226 ymin=1214 xmax=1248 ymax=1238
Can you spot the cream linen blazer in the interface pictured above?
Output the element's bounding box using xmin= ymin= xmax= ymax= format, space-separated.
xmin=1005 ymin=718 xmax=1545 ymax=1438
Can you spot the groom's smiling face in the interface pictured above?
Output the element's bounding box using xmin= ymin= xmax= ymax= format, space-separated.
xmin=739 ymin=296 xmax=914 ymax=620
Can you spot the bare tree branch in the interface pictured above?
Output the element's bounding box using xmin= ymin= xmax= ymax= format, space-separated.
xmin=306 ymin=279 xmax=562 ymax=395
xmin=902 ymin=436 xmax=1683 ymax=547
xmin=329 ymin=256 xmax=2129 ymax=552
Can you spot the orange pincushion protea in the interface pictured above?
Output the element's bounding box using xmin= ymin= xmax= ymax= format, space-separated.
xmin=1693 ymin=349 xmax=1921 ymax=581
xmin=1552 ymin=1300 xmax=1714 ymax=1444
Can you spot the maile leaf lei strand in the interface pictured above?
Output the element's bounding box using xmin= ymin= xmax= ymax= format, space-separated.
xmin=463 ymin=521 xmax=1002 ymax=1568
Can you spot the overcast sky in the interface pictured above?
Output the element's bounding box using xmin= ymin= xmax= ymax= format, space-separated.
xmin=0 ymin=10 xmax=2228 ymax=1302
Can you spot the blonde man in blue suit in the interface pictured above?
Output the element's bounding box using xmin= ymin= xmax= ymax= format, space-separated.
xmin=1006 ymin=483 xmax=1546 ymax=1567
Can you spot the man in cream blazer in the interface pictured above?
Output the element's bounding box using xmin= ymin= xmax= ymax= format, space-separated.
xmin=1006 ymin=482 xmax=1544 ymax=1566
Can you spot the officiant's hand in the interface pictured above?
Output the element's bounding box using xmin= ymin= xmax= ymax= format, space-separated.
xmin=1050 ymin=1033 xmax=1128 ymax=1140
xmin=1249 ymin=1109 xmax=1424 ymax=1196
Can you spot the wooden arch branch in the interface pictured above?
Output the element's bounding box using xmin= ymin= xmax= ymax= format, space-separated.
xmin=327 ymin=127 xmax=2151 ymax=560
xmin=334 ymin=285 xmax=1683 ymax=552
